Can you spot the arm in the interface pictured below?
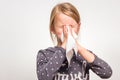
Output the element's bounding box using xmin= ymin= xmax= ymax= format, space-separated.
xmin=76 ymin=40 xmax=95 ymax=63
xmin=88 ymin=54 xmax=112 ymax=79
xmin=76 ymin=40 xmax=112 ymax=79
xmin=37 ymin=47 xmax=66 ymax=80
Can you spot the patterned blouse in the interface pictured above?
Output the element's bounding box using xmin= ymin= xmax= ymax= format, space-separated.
xmin=37 ymin=46 xmax=112 ymax=80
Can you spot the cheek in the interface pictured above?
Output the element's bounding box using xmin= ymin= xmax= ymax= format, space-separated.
xmin=74 ymin=26 xmax=80 ymax=34
xmin=55 ymin=28 xmax=63 ymax=38
xmin=72 ymin=27 xmax=79 ymax=34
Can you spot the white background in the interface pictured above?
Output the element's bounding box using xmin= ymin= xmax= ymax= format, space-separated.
xmin=0 ymin=0 xmax=120 ymax=80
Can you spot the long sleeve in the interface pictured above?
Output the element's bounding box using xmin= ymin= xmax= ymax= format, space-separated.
xmin=76 ymin=50 xmax=112 ymax=79
xmin=88 ymin=54 xmax=112 ymax=79
xmin=36 ymin=47 xmax=66 ymax=80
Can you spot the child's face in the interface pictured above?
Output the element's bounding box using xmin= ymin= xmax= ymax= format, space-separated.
xmin=53 ymin=13 xmax=80 ymax=39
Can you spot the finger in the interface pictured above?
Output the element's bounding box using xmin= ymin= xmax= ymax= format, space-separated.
xmin=63 ymin=26 xmax=68 ymax=39
xmin=69 ymin=25 xmax=72 ymax=35
xmin=63 ymin=26 xmax=68 ymax=35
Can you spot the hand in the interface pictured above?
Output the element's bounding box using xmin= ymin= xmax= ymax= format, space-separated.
xmin=71 ymin=29 xmax=78 ymax=40
xmin=61 ymin=26 xmax=68 ymax=49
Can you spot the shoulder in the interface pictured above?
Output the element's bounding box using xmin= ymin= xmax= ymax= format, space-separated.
xmin=37 ymin=46 xmax=65 ymax=55
xmin=37 ymin=47 xmax=55 ymax=55
xmin=37 ymin=47 xmax=56 ymax=60
xmin=37 ymin=46 xmax=66 ymax=60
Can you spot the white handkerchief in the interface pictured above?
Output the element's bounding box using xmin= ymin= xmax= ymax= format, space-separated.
xmin=61 ymin=26 xmax=78 ymax=66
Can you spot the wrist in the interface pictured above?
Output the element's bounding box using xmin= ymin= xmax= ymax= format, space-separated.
xmin=75 ymin=39 xmax=79 ymax=45
xmin=75 ymin=40 xmax=82 ymax=49
xmin=61 ymin=43 xmax=66 ymax=49
xmin=61 ymin=40 xmax=67 ymax=49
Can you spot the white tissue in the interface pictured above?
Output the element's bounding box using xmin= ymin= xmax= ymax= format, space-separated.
xmin=61 ymin=26 xmax=78 ymax=66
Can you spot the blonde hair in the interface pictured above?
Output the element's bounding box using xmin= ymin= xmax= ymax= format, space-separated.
xmin=49 ymin=2 xmax=80 ymax=45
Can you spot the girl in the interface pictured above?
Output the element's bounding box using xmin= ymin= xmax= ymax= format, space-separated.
xmin=37 ymin=2 xmax=112 ymax=80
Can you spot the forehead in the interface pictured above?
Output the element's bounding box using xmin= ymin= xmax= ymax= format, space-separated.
xmin=54 ymin=13 xmax=77 ymax=26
